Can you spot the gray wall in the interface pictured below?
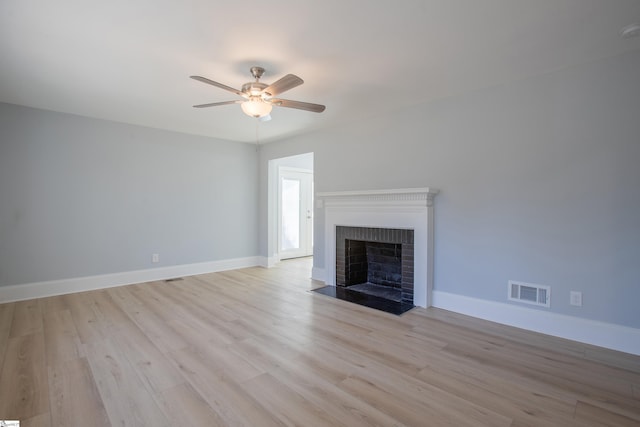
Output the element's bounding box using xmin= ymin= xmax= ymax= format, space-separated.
xmin=259 ymin=49 xmax=640 ymax=328
xmin=0 ymin=103 xmax=258 ymax=286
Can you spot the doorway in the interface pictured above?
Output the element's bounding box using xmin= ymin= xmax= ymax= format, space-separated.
xmin=279 ymin=167 xmax=313 ymax=259
xmin=267 ymin=152 xmax=314 ymax=267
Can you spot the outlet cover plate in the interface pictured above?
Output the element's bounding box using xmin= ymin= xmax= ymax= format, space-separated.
xmin=570 ymin=291 xmax=582 ymax=307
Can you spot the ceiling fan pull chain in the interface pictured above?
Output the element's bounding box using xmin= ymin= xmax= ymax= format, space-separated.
xmin=255 ymin=121 xmax=260 ymax=151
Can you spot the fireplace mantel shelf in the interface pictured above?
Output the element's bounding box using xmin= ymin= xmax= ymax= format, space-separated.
xmin=317 ymin=188 xmax=439 ymax=208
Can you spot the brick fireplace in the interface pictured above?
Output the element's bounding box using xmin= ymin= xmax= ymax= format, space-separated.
xmin=317 ymin=188 xmax=438 ymax=308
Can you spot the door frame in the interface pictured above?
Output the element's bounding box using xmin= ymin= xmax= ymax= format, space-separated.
xmin=266 ymin=153 xmax=314 ymax=267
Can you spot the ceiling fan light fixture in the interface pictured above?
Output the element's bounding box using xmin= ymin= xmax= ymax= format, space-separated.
xmin=191 ymin=66 xmax=325 ymax=116
xmin=241 ymin=98 xmax=273 ymax=118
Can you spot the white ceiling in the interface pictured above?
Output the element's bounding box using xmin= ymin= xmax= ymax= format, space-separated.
xmin=1 ymin=1 xmax=640 ymax=144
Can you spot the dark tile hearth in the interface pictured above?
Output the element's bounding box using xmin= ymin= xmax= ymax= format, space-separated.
xmin=312 ymin=285 xmax=414 ymax=315
xmin=347 ymin=283 xmax=402 ymax=302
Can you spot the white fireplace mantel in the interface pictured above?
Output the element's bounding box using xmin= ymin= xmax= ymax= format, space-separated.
xmin=316 ymin=187 xmax=438 ymax=209
xmin=317 ymin=188 xmax=438 ymax=308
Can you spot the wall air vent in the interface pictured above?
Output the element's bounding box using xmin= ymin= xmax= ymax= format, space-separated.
xmin=508 ymin=280 xmax=550 ymax=308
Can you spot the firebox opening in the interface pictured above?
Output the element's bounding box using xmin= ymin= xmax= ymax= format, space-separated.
xmin=344 ymin=240 xmax=403 ymax=302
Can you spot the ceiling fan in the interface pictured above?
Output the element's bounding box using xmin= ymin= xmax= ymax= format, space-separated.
xmin=190 ymin=66 xmax=326 ymax=119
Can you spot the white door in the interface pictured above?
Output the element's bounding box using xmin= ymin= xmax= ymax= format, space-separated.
xmin=279 ymin=168 xmax=313 ymax=259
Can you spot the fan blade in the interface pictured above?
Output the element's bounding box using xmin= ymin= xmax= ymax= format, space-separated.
xmin=193 ymin=100 xmax=242 ymax=108
xmin=190 ymin=76 xmax=245 ymax=97
xmin=270 ymin=98 xmax=326 ymax=113
xmin=263 ymin=74 xmax=303 ymax=97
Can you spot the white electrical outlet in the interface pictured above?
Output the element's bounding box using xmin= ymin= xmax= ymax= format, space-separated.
xmin=570 ymin=291 xmax=582 ymax=307
xmin=152 ymin=253 xmax=159 ymax=263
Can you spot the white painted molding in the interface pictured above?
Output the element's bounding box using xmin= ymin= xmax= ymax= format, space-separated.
xmin=317 ymin=187 xmax=437 ymax=198
xmin=432 ymin=290 xmax=640 ymax=356
xmin=279 ymin=166 xmax=313 ymax=174
xmin=311 ymin=266 xmax=326 ymax=282
xmin=259 ymin=255 xmax=281 ymax=268
xmin=0 ymin=256 xmax=261 ymax=303
xmin=317 ymin=187 xmax=439 ymax=207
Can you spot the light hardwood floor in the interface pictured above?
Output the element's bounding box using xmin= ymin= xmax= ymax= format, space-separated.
xmin=1 ymin=257 xmax=639 ymax=426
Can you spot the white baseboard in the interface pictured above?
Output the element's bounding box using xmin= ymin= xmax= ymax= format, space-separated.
xmin=432 ymin=291 xmax=640 ymax=356
xmin=311 ymin=267 xmax=326 ymax=282
xmin=0 ymin=256 xmax=261 ymax=303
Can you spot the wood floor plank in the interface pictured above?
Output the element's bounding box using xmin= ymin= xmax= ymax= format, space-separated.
xmin=64 ymin=292 xmax=111 ymax=345
xmin=166 ymin=344 xmax=285 ymax=427
xmin=300 ymin=315 xmax=429 ymax=377
xmin=339 ymin=358 xmax=513 ymax=427
xmin=149 ymin=278 xmax=241 ymax=324
xmin=86 ymin=290 xmax=139 ymax=336
xmin=416 ymin=359 xmax=579 ymax=426
xmin=441 ymin=338 xmax=640 ymax=419
xmin=111 ymin=324 xmax=186 ymax=395
xmin=574 ymin=400 xmax=640 ymax=426
xmin=48 ymin=358 xmax=110 ymax=427
xmin=106 ymin=286 xmax=190 ymax=353
xmin=172 ymin=338 xmax=264 ymax=384
xmin=0 ymin=333 xmax=49 ymax=420
xmin=229 ymin=335 xmax=298 ymax=375
xmin=84 ymin=337 xmax=170 ymax=427
xmin=0 ymin=302 xmax=15 ymax=370
xmin=274 ymin=337 xmax=357 ymax=386
xmin=43 ymin=309 xmax=84 ymax=367
xmin=41 ymin=294 xmax=72 ymax=315
xmin=268 ymin=355 xmax=411 ymax=427
xmin=9 ymin=300 xmax=43 ymax=338
xmin=339 ymin=374 xmax=509 ymax=427
xmin=20 ymin=412 xmax=51 ymax=427
xmin=120 ymin=281 xmax=241 ymax=346
xmin=157 ymin=383 xmax=228 ymax=427
xmin=243 ymin=372 xmax=349 ymax=427
xmin=583 ymin=347 xmax=640 ymax=380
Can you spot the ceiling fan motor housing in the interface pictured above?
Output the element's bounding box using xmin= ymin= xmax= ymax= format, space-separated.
xmin=242 ymin=82 xmax=269 ymax=98
xmin=250 ymin=66 xmax=266 ymax=79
